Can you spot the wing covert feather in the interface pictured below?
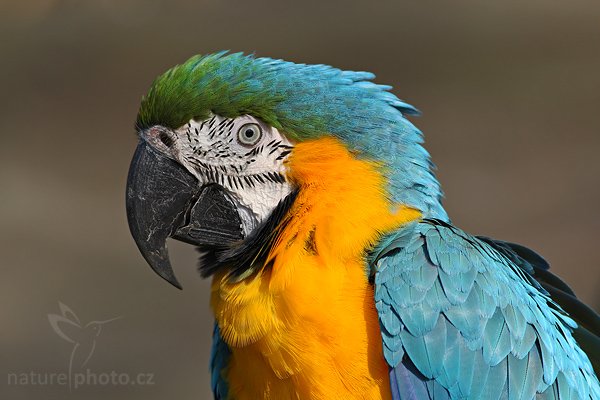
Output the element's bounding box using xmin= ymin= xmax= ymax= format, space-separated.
xmin=372 ymin=220 xmax=600 ymax=399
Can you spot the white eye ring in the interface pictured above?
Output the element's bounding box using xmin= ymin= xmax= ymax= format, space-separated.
xmin=237 ymin=123 xmax=262 ymax=146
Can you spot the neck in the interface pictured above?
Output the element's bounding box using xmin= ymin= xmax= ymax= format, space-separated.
xmin=340 ymin=118 xmax=448 ymax=221
xmin=266 ymin=136 xmax=423 ymax=289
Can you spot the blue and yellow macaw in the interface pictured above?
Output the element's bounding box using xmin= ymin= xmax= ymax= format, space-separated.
xmin=126 ymin=52 xmax=600 ymax=399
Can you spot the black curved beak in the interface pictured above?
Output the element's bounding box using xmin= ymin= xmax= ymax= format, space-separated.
xmin=126 ymin=141 xmax=243 ymax=289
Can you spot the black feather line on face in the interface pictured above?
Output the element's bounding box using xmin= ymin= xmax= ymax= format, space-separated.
xmin=197 ymin=189 xmax=298 ymax=279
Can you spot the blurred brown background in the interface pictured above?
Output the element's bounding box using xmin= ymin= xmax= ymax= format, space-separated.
xmin=1 ymin=0 xmax=599 ymax=398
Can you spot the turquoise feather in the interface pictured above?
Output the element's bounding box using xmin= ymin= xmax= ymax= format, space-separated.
xmin=372 ymin=220 xmax=600 ymax=399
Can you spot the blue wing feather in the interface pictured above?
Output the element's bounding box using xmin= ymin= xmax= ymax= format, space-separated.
xmin=372 ymin=219 xmax=600 ymax=399
xmin=392 ymin=359 xmax=441 ymax=399
xmin=210 ymin=323 xmax=230 ymax=400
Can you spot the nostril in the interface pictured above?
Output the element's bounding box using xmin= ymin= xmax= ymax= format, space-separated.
xmin=142 ymin=126 xmax=177 ymax=153
xmin=159 ymin=131 xmax=174 ymax=148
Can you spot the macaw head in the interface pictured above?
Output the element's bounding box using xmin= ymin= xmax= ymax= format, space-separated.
xmin=126 ymin=52 xmax=446 ymax=288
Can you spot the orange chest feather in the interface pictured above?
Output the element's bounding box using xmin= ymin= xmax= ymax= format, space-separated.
xmin=210 ymin=137 xmax=421 ymax=400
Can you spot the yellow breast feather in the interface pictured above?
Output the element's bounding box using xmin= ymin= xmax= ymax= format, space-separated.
xmin=211 ymin=136 xmax=421 ymax=400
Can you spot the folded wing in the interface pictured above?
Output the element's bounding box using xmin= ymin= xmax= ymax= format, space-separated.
xmin=372 ymin=219 xmax=600 ymax=399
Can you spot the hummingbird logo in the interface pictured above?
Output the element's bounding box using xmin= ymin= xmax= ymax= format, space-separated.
xmin=48 ymin=302 xmax=121 ymax=388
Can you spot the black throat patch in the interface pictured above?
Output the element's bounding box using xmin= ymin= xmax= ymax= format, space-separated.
xmin=197 ymin=190 xmax=299 ymax=279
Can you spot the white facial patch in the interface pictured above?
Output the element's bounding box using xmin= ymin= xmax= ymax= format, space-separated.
xmin=144 ymin=114 xmax=294 ymax=236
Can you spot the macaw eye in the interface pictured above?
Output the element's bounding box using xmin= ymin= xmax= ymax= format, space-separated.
xmin=237 ymin=123 xmax=262 ymax=146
